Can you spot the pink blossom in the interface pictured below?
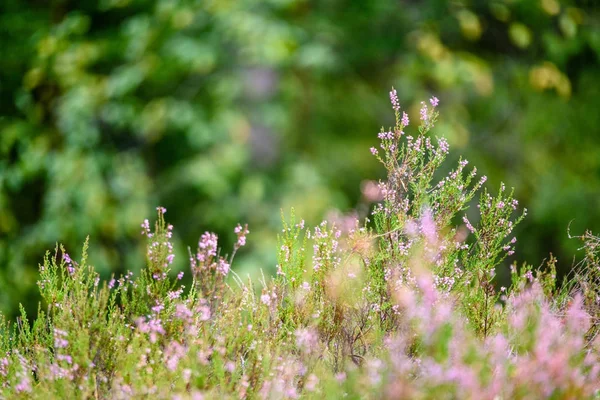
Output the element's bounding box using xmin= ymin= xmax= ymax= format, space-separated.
xmin=401 ymin=111 xmax=409 ymax=126
xmin=420 ymin=208 xmax=437 ymax=244
xmin=234 ymin=223 xmax=249 ymax=249
xmin=295 ymin=328 xmax=318 ymax=354
xmin=217 ymin=259 xmax=230 ymax=276
xmin=420 ymin=102 xmax=428 ymax=122
xmin=261 ymin=294 xmax=271 ymax=306
xmin=389 ymin=87 xmax=400 ymax=111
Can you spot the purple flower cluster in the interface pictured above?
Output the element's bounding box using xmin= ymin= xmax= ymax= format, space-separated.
xmin=136 ymin=316 xmax=166 ymax=344
xmin=234 ymin=223 xmax=249 ymax=250
xmin=193 ymin=232 xmax=230 ymax=278
xmin=62 ymin=252 xmax=76 ymax=275
xmin=389 ymin=87 xmax=400 ymax=111
xmin=310 ymin=221 xmax=341 ymax=274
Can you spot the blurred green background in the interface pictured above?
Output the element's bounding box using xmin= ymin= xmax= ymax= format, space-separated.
xmin=1 ymin=0 xmax=599 ymax=319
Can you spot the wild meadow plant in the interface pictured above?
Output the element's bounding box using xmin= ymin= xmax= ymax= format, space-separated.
xmin=1 ymin=90 xmax=600 ymax=399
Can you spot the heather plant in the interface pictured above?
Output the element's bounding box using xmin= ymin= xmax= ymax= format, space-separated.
xmin=1 ymin=90 xmax=600 ymax=399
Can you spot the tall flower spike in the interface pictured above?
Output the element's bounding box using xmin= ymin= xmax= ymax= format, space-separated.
xmin=234 ymin=223 xmax=249 ymax=249
xmin=420 ymin=102 xmax=428 ymax=122
xmin=401 ymin=111 xmax=409 ymax=127
xmin=389 ymin=87 xmax=400 ymax=111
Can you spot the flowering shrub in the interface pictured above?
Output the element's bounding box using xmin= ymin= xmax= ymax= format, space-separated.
xmin=1 ymin=90 xmax=600 ymax=399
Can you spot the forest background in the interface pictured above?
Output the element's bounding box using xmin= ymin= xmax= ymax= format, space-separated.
xmin=0 ymin=0 xmax=599 ymax=320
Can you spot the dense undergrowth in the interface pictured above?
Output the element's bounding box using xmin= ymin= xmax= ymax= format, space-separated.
xmin=1 ymin=92 xmax=600 ymax=399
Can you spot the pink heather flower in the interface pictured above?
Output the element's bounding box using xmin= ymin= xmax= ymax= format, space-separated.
xmin=430 ymin=96 xmax=439 ymax=107
xmin=420 ymin=102 xmax=428 ymax=122
xmin=153 ymin=272 xmax=167 ymax=281
xmin=401 ymin=111 xmax=409 ymax=126
xmin=378 ymin=131 xmax=394 ymax=140
xmin=565 ymin=294 xmax=590 ymax=332
xmin=174 ymin=304 xmax=193 ymax=320
xmin=295 ymin=328 xmax=318 ymax=354
xmin=177 ymin=271 xmax=184 ymax=280
xmin=165 ymin=341 xmax=186 ymax=371
xmin=198 ymin=232 xmax=218 ymax=257
xmin=225 ymin=361 xmax=236 ymax=373
xmin=370 ymin=147 xmax=378 ymax=155
xmin=216 ymin=259 xmax=230 ymax=276
xmin=63 ymin=253 xmax=76 ymax=275
xmin=361 ymin=180 xmax=384 ymax=202
xmin=54 ymin=328 xmax=69 ymax=348
xmin=389 ymin=87 xmax=400 ymax=111
xmin=136 ymin=317 xmax=166 ymax=343
xmin=151 ymin=302 xmax=164 ymax=313
xmin=108 ymin=278 xmax=115 ymax=289
xmin=404 ymin=219 xmax=419 ymax=237
xmin=305 ymin=374 xmax=319 ymax=392
xmin=0 ymin=357 xmax=9 ymax=378
xmin=120 ymin=385 xmax=133 ymax=396
xmin=285 ymin=387 xmax=298 ymax=399
xmin=15 ymin=376 xmax=31 ymax=393
xmin=56 ymin=354 xmax=72 ymax=364
xmin=191 ymin=391 xmax=204 ymax=400
xmin=511 ymin=199 xmax=519 ymax=210
xmin=237 ymin=235 xmax=246 ymax=246
xmin=141 ymin=219 xmax=152 ymax=236
xmin=462 ymin=216 xmax=476 ymax=233
xmin=261 ymin=294 xmax=271 ymax=306
xmin=182 ymin=369 xmax=192 ymax=383
xmin=168 ymin=288 xmax=184 ymax=300
xmin=420 ymin=208 xmax=437 ymax=244
xmin=438 ymin=137 xmax=449 ymax=154
xmin=156 ymin=206 xmax=167 ymax=214
xmin=234 ymin=224 xmax=249 ymax=249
